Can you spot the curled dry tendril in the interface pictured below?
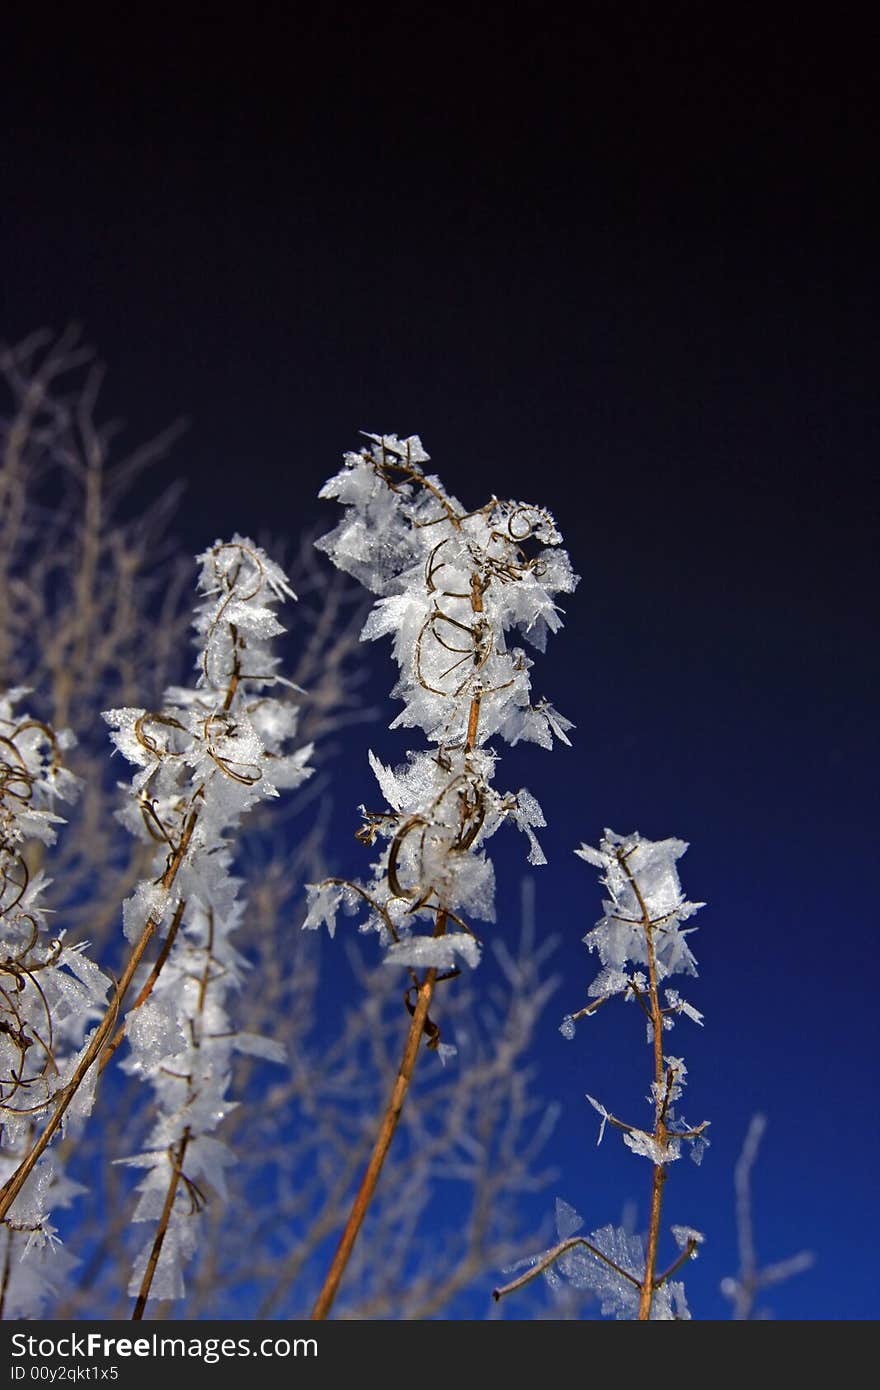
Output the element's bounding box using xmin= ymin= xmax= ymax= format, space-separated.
xmin=0 ymin=729 xmax=65 ymax=1121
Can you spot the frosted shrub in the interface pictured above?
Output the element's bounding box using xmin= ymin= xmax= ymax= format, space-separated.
xmin=103 ymin=537 xmax=312 ymax=1314
xmin=0 ymin=539 xmax=311 ymax=1316
xmin=496 ymin=831 xmax=709 ymax=1319
xmin=0 ymin=692 xmax=109 ymax=1314
xmin=305 ymin=433 xmax=578 ymax=1316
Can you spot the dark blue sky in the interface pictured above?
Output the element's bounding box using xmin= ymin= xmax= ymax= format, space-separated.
xmin=3 ymin=6 xmax=877 ymax=1318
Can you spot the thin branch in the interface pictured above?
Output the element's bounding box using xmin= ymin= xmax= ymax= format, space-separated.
xmin=655 ymin=1238 xmax=699 ymax=1287
xmin=493 ymin=1235 xmax=641 ymax=1303
xmin=310 ymin=942 xmax=443 ymax=1319
xmin=131 ymin=1129 xmax=191 ymax=1320
xmin=568 ymin=993 xmax=612 ymax=1022
xmin=98 ymin=898 xmax=187 ymax=1074
xmin=617 ymin=845 xmax=667 ymax=1321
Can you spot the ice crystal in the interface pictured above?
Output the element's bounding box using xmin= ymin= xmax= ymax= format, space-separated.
xmin=671 ymin=1224 xmax=705 ymax=1253
xmin=576 ymin=830 xmax=704 ymax=999
xmin=510 ymin=1198 xmax=692 ymax=1320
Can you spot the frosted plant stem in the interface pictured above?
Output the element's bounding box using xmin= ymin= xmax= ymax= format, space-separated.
xmin=310 ymin=942 xmax=443 ymax=1320
xmin=619 ymin=848 xmax=667 ymax=1322
xmin=131 ymin=1129 xmax=191 ymax=1321
xmin=309 ymin=442 xmax=576 ymax=1316
xmin=311 ymin=641 xmax=487 ymax=1321
xmin=0 ymin=802 xmax=201 ymax=1224
xmin=130 ymin=895 xmax=217 ymax=1318
xmin=500 ymin=833 xmax=706 ymax=1319
xmin=98 ymin=898 xmax=187 ymax=1075
xmin=309 ymin=510 xmax=497 ymax=1321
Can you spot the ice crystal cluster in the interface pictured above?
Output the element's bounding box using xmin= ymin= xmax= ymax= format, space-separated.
xmin=532 ymin=1198 xmax=695 ymax=1320
xmin=304 ymin=434 xmax=578 ymax=968
xmin=0 ymin=691 xmax=110 ymax=1314
xmin=104 ymin=537 xmax=312 ymax=1305
xmin=575 ymin=831 xmax=705 ymax=1003
xmin=569 ymin=831 xmax=709 ymax=1166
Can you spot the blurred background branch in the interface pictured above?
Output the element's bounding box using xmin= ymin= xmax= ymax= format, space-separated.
xmin=721 ymin=1114 xmax=814 ymax=1320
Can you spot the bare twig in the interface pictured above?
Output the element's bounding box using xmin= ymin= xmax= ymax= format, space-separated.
xmin=493 ymin=1235 xmax=641 ymax=1303
xmin=310 ymin=940 xmax=443 ymax=1319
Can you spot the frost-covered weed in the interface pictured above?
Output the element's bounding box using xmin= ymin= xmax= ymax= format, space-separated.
xmin=496 ymin=831 xmax=709 ymax=1319
xmin=0 ymin=538 xmax=311 ymax=1316
xmin=0 ymin=692 xmax=109 ymax=1314
xmin=305 ymin=433 xmax=578 ymax=970
xmin=104 ymin=537 xmax=312 ymax=1313
xmin=306 ymin=433 xmax=578 ymax=1317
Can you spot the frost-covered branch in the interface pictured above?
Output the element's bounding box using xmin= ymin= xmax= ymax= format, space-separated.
xmin=0 ymin=538 xmax=312 ymax=1314
xmin=0 ymin=693 xmax=110 ymax=1314
xmin=102 ymin=537 xmax=313 ymax=1314
xmin=0 ymin=332 xmax=390 ymax=1319
xmin=306 ymin=434 xmax=578 ymax=1317
xmin=499 ymin=831 xmax=709 ymax=1320
xmin=493 ymin=1231 xmax=643 ymax=1302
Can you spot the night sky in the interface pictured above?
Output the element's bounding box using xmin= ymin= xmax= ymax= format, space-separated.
xmin=3 ymin=6 xmax=877 ymax=1319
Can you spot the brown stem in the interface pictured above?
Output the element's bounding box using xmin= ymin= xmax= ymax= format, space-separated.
xmin=639 ymin=1164 xmax=666 ymax=1319
xmin=0 ymin=1231 xmax=12 ymax=1319
xmin=310 ymin=925 xmax=444 ymax=1319
xmin=493 ymin=1234 xmax=641 ymax=1303
xmin=132 ymin=901 xmax=216 ymax=1317
xmin=568 ymin=992 xmax=612 ymax=1022
xmin=618 ymin=849 xmax=667 ymax=1322
xmin=310 ymin=510 xmax=486 ymax=1317
xmin=655 ymin=1237 xmax=699 ymax=1287
xmin=98 ymin=898 xmax=187 ymax=1074
xmin=131 ymin=1129 xmax=191 ymax=1320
